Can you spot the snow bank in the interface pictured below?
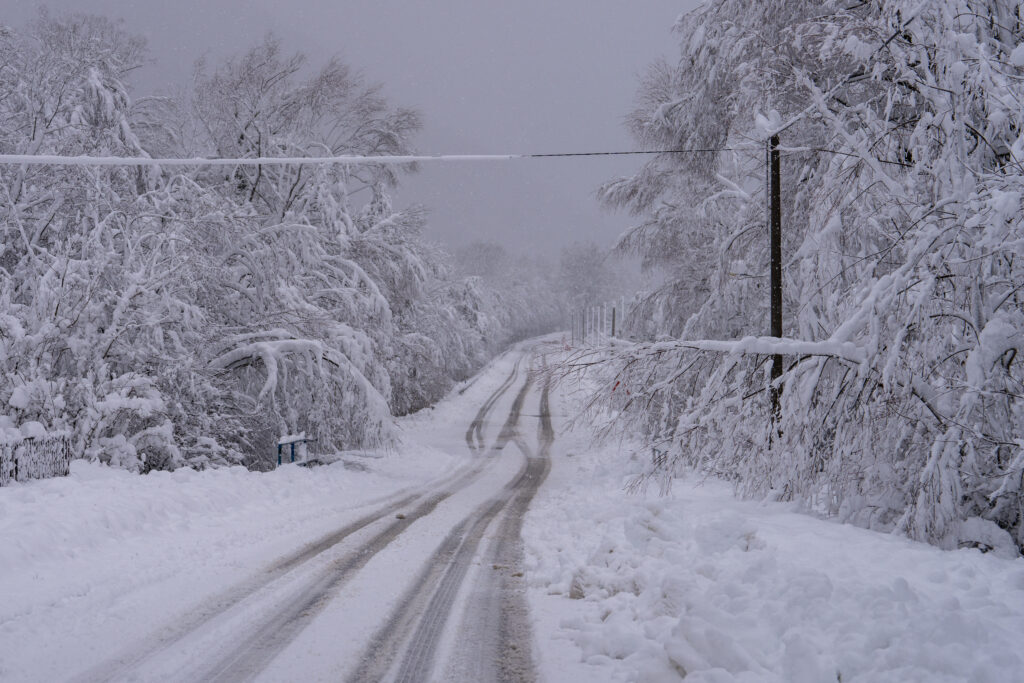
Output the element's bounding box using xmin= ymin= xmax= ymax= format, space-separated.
xmin=0 ymin=454 xmax=441 ymax=575
xmin=525 ymin=398 xmax=1024 ymax=682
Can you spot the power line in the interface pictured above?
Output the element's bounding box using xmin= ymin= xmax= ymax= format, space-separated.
xmin=0 ymin=145 xmax=912 ymax=168
xmin=0 ymin=148 xmax=744 ymax=168
xmin=527 ymin=148 xmax=734 ymax=158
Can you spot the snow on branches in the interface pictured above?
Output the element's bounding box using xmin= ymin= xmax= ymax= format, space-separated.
xmin=593 ymin=0 xmax=1024 ymax=553
xmin=0 ymin=14 xmax=557 ymax=472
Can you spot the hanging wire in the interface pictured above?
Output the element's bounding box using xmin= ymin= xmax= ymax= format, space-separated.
xmin=0 ymin=145 xmax=911 ymax=168
xmin=0 ymin=148 xmax=751 ymax=167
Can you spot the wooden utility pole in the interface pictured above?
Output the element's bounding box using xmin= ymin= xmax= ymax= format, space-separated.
xmin=768 ymin=134 xmax=783 ymax=421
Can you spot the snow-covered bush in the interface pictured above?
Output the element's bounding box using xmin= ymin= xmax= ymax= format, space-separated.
xmin=0 ymin=13 xmax=182 ymax=472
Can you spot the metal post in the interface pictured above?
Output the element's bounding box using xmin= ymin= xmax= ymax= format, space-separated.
xmin=611 ymin=307 xmax=616 ymax=337
xmin=768 ymin=134 xmax=783 ymax=422
xmin=277 ymin=444 xmax=282 ymax=466
xmin=290 ymin=442 xmax=296 ymax=463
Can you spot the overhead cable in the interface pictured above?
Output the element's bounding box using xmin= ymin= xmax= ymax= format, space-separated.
xmin=0 ymin=149 xmax=743 ymax=167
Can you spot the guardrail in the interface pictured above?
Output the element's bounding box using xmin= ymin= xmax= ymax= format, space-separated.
xmin=0 ymin=434 xmax=73 ymax=486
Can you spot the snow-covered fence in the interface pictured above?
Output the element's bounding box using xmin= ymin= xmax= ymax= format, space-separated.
xmin=571 ymin=296 xmax=631 ymax=345
xmin=0 ymin=434 xmax=73 ymax=486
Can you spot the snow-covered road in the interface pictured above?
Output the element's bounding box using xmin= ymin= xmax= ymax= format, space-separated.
xmin=3 ymin=338 xmax=1024 ymax=683
xmin=1 ymin=341 xmax=558 ymax=682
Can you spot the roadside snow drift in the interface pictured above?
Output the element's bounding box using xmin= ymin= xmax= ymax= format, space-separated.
xmin=524 ymin=376 xmax=1024 ymax=683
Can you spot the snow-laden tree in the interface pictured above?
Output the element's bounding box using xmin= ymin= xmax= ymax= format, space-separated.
xmin=1 ymin=16 xmax=562 ymax=471
xmin=140 ymin=36 xmax=482 ymax=463
xmin=593 ymin=0 xmax=1024 ymax=553
xmin=0 ymin=12 xmax=186 ymax=470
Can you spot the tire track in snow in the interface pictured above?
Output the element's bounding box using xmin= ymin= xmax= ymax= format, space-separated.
xmin=78 ymin=474 xmax=472 ymax=683
xmin=199 ymin=484 xmax=461 ymax=682
xmin=350 ymin=359 xmax=552 ymax=683
xmin=447 ymin=359 xmax=555 ymax=683
xmin=481 ymin=362 xmax=556 ymax=682
xmin=75 ymin=350 xmax=528 ymax=683
xmin=72 ymin=487 xmax=417 ymax=683
xmin=465 ymin=358 xmax=521 ymax=452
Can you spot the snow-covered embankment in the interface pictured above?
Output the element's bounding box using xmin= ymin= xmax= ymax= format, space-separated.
xmin=524 ymin=365 xmax=1024 ymax=683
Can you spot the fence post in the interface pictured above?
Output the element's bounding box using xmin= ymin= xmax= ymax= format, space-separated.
xmin=611 ymin=307 xmax=616 ymax=337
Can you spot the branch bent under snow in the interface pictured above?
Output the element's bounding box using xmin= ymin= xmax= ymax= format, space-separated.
xmin=631 ymin=335 xmax=868 ymax=366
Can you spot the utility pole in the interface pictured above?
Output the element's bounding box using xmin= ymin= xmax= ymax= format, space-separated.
xmin=768 ymin=134 xmax=783 ymax=422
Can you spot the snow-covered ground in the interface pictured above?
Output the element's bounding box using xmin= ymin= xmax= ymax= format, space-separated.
xmin=1 ymin=343 xmax=1023 ymax=682
xmin=0 ymin=451 xmax=457 ymax=681
xmin=0 ymin=347 xmax=530 ymax=682
xmin=524 ymin=371 xmax=1024 ymax=683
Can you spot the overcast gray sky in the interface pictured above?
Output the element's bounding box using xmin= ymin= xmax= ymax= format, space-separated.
xmin=7 ymin=1 xmax=700 ymax=254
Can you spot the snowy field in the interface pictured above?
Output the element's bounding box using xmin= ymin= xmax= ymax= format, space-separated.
xmin=525 ymin=372 xmax=1024 ymax=683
